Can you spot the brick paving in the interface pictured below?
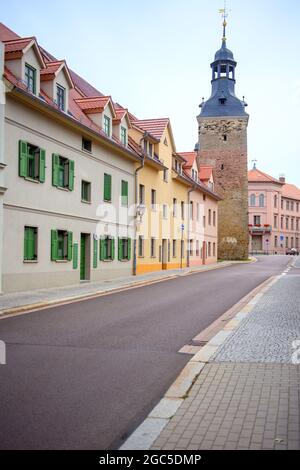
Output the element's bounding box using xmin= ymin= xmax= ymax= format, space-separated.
xmin=151 ymin=363 xmax=300 ymax=450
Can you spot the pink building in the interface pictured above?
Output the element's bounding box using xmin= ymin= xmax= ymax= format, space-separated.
xmin=179 ymin=152 xmax=220 ymax=265
xmin=248 ymin=167 xmax=300 ymax=254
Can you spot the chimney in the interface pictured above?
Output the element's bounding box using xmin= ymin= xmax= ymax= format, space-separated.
xmin=279 ymin=174 xmax=286 ymax=184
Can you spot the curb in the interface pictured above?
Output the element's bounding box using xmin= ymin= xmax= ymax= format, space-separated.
xmin=0 ymin=259 xmax=253 ymax=319
xmin=119 ymin=272 xmax=279 ymax=451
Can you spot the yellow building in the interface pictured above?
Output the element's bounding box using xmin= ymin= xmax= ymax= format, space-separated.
xmin=129 ymin=118 xmax=193 ymax=274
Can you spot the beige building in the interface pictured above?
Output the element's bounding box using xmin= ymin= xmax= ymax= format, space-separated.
xmin=0 ymin=25 xmax=140 ymax=293
xmin=0 ymin=42 xmax=5 ymax=293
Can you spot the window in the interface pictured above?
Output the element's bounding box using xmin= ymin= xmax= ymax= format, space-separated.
xmin=291 ymin=237 xmax=294 ymax=247
xmin=190 ymin=201 xmax=194 ymax=220
xmin=24 ymin=226 xmax=38 ymax=261
xmin=149 ymin=143 xmax=153 ymax=157
xmin=274 ymin=215 xmax=278 ymax=229
xmin=286 ymin=217 xmax=289 ymax=230
xmin=151 ymin=238 xmax=156 ymax=258
xmin=259 ymin=194 xmax=265 ymax=207
xmin=297 ymin=219 xmax=299 ymax=231
xmin=291 ymin=219 xmax=295 ymax=230
xmin=121 ymin=126 xmax=127 ymax=146
xmin=274 ymin=236 xmax=278 ymax=248
xmin=208 ymin=209 xmax=212 ymax=225
xmin=81 ymin=180 xmax=91 ymax=203
xmin=163 ymin=169 xmax=168 ymax=182
xmin=192 ymin=169 xmax=198 ymax=181
xmin=223 ymin=134 xmax=227 ymax=142
xmin=203 ymin=215 xmax=206 ymax=227
xmin=219 ymin=98 xmax=227 ymax=105
xmin=104 ymin=173 xmax=112 ymax=202
xmin=291 ymin=202 xmax=294 ymax=212
xmin=121 ymin=180 xmax=128 ymax=206
xmin=181 ymin=201 xmax=185 ymax=220
xmin=281 ymin=198 xmax=284 ymax=210
xmin=173 ymin=198 xmax=177 ymax=217
xmin=139 ymin=184 xmax=145 ymax=205
xmin=25 ymin=63 xmax=36 ymax=94
xmin=138 ymin=236 xmax=144 ymax=257
xmin=274 ymin=195 xmax=278 ymax=208
xmin=118 ymin=237 xmax=131 ymax=261
xmin=100 ymin=236 xmax=115 ymax=261
xmin=296 ymin=238 xmax=299 ymax=249
xmin=250 ymin=194 xmax=256 ymax=206
xmin=151 ymin=189 xmax=156 ymax=210
xmin=189 ymin=239 xmax=193 ymax=256
xmin=143 ymin=140 xmax=148 ymax=154
xmin=281 ymin=216 xmax=284 ymax=229
xmin=19 ymin=141 xmax=46 ymax=183
xmin=213 ymin=211 xmax=216 ymax=226
xmin=172 ymin=240 xmax=177 ymax=258
xmin=51 ymin=230 xmax=72 ymax=261
xmin=82 ymin=137 xmax=92 ymax=152
xmin=254 ymin=215 xmax=261 ymax=225
xmin=297 ymin=203 xmax=299 ymax=212
xmin=174 ymin=159 xmax=181 ymax=174
xmin=163 ymin=204 xmax=168 ymax=219
xmin=196 ymin=240 xmax=200 ymax=257
xmin=208 ymin=242 xmax=211 ymax=257
xmin=213 ymin=243 xmax=216 ymax=257
xmin=104 ymin=115 xmax=111 ymax=136
xmin=286 ymin=201 xmax=290 ymax=211
xmin=286 ymin=237 xmax=289 ymax=248
xmin=56 ymin=84 xmax=65 ymax=111
xmin=52 ymin=154 xmax=75 ymax=191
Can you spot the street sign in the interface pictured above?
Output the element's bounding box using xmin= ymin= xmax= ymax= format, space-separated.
xmin=181 ymin=224 xmax=185 ymax=231
xmin=280 ymin=235 xmax=284 ymax=241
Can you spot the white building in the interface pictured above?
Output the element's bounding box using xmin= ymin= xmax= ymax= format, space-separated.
xmin=0 ymin=27 xmax=141 ymax=293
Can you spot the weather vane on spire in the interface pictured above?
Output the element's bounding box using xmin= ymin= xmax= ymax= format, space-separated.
xmin=219 ymin=1 xmax=229 ymax=42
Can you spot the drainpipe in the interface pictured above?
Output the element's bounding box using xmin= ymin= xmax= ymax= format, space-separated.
xmin=187 ymin=186 xmax=196 ymax=268
xmin=133 ymin=140 xmax=145 ymax=276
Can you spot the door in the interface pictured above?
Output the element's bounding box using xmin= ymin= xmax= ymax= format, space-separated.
xmin=80 ymin=234 xmax=86 ymax=281
xmin=162 ymin=239 xmax=167 ymax=270
xmin=252 ymin=235 xmax=262 ymax=252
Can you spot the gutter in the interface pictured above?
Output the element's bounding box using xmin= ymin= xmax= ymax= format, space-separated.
xmin=133 ymin=141 xmax=145 ymax=276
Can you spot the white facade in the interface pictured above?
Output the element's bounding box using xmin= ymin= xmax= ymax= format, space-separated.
xmin=0 ymin=42 xmax=6 ymax=293
xmin=2 ymin=93 xmax=136 ymax=293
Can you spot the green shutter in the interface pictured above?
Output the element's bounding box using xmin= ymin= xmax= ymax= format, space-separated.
xmin=127 ymin=238 xmax=132 ymax=260
xmin=118 ymin=237 xmax=123 ymax=261
xmin=104 ymin=174 xmax=111 ymax=201
xmin=67 ymin=232 xmax=73 ymax=261
xmin=111 ymin=238 xmax=115 ymax=260
xmin=100 ymin=237 xmax=104 ymax=261
xmin=51 ymin=230 xmax=58 ymax=261
xmin=24 ymin=227 xmax=28 ymax=260
xmin=93 ymin=238 xmax=98 ymax=268
xmin=121 ymin=180 xmax=128 ymax=205
xmin=69 ymin=160 xmax=75 ymax=191
xmin=28 ymin=228 xmax=35 ymax=260
xmin=73 ymin=243 xmax=78 ymax=269
xmin=19 ymin=140 xmax=28 ymax=177
xmin=39 ymin=149 xmax=46 ymax=183
xmin=52 ymin=154 xmax=59 ymax=187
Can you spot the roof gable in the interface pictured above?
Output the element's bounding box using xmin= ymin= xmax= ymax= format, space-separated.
xmin=248 ymin=168 xmax=282 ymax=184
xmin=3 ymin=36 xmax=45 ymax=67
xmin=40 ymin=60 xmax=74 ymax=88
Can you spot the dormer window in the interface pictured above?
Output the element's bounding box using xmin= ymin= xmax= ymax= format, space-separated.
xmin=121 ymin=126 xmax=127 ymax=146
xmin=25 ymin=63 xmax=36 ymax=94
xmin=56 ymin=84 xmax=66 ymax=111
xmin=149 ymin=143 xmax=153 ymax=157
xmin=104 ymin=115 xmax=111 ymax=137
xmin=192 ymin=169 xmax=198 ymax=181
xmin=174 ymin=159 xmax=182 ymax=174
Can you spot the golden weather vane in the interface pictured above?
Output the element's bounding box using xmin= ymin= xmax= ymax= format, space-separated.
xmin=219 ymin=1 xmax=229 ymax=42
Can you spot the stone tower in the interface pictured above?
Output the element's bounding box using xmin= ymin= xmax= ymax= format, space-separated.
xmin=197 ymin=19 xmax=249 ymax=260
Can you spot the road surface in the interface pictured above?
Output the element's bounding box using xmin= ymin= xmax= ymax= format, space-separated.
xmin=0 ymin=255 xmax=290 ymax=449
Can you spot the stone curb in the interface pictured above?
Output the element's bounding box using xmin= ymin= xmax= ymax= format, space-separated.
xmin=0 ymin=259 xmax=253 ymax=319
xmin=119 ymin=270 xmax=278 ymax=451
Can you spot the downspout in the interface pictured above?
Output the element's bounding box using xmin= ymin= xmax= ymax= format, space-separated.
xmin=187 ymin=186 xmax=196 ymax=268
xmin=133 ymin=140 xmax=145 ymax=276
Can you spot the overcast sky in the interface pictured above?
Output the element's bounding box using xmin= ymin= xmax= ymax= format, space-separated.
xmin=2 ymin=0 xmax=300 ymax=185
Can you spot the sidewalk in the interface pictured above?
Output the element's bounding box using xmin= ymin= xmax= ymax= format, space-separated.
xmin=121 ymin=259 xmax=300 ymax=450
xmin=0 ymin=260 xmax=243 ymax=315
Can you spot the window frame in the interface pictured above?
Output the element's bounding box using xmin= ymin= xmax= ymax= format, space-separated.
xmin=25 ymin=63 xmax=36 ymax=94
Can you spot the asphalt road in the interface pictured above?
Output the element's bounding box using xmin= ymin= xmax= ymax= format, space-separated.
xmin=0 ymin=255 xmax=290 ymax=449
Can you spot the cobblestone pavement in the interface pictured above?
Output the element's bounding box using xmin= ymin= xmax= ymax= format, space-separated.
xmin=151 ymin=266 xmax=300 ymax=450
xmin=214 ymin=275 xmax=300 ymax=363
xmin=151 ymin=363 xmax=300 ymax=450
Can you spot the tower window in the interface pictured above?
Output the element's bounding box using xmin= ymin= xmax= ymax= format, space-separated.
xmin=220 ymin=64 xmax=227 ymax=77
xmin=221 ymin=164 xmax=224 ymax=170
xmin=219 ymin=98 xmax=227 ymax=105
xmin=223 ymin=135 xmax=227 ymax=142
xmin=229 ymin=66 xmax=234 ymax=79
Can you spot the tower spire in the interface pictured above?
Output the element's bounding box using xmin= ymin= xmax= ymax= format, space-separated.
xmin=219 ymin=1 xmax=229 ymax=43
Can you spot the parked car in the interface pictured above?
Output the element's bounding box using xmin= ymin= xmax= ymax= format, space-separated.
xmin=286 ymin=248 xmax=299 ymax=255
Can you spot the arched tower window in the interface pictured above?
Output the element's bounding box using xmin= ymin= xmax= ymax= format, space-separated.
xmin=250 ymin=194 xmax=256 ymax=206
xmin=259 ymin=194 xmax=265 ymax=207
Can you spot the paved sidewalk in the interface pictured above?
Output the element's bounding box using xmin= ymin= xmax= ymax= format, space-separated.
xmin=0 ymin=260 xmax=239 ymax=313
xmin=148 ymin=266 xmax=300 ymax=450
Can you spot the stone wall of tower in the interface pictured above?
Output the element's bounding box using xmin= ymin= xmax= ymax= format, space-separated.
xmin=198 ymin=116 xmax=249 ymax=260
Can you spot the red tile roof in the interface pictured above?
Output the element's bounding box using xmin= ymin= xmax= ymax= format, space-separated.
xmin=40 ymin=60 xmax=64 ymax=78
xmin=74 ymin=96 xmax=113 ymax=113
xmin=178 ymin=151 xmax=197 ymax=169
xmin=248 ymin=168 xmax=282 ymax=184
xmin=282 ymin=183 xmax=300 ymax=201
xmin=199 ymin=166 xmax=213 ymax=181
xmin=133 ymin=118 xmax=169 ymax=140
xmin=0 ymin=22 xmax=19 ymax=41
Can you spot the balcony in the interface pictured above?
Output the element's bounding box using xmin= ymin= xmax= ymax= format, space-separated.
xmin=248 ymin=224 xmax=272 ymax=235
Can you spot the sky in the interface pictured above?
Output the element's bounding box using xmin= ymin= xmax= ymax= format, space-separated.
xmin=1 ymin=0 xmax=300 ymax=185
